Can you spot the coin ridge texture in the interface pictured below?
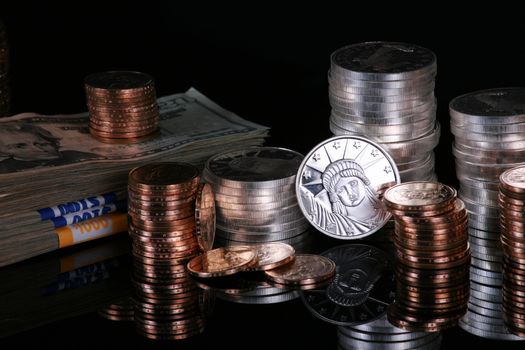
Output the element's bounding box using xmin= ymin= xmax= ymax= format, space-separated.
xmin=296 ymin=135 xmax=400 ymax=239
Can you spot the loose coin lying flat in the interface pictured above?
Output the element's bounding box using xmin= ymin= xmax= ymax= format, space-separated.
xmin=296 ymin=135 xmax=400 ymax=239
xmin=249 ymin=242 xmax=296 ymax=271
xmin=186 ymin=246 xmax=257 ymax=278
xmin=264 ymin=254 xmax=335 ymax=286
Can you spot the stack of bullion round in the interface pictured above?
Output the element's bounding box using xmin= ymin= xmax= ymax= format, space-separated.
xmin=98 ymin=297 xmax=135 ymax=322
xmin=337 ymin=315 xmax=442 ymax=350
xmin=499 ymin=165 xmax=525 ymax=338
xmin=85 ymin=70 xmax=160 ymax=143
xmin=328 ymin=41 xmax=439 ymax=182
xmin=203 ymin=147 xmax=309 ymax=243
xmin=383 ymin=181 xmax=470 ymax=332
xmin=0 ymin=20 xmax=9 ymax=117
xmin=450 ymin=87 xmax=525 ymax=340
xmin=127 ymin=163 xmax=207 ymax=340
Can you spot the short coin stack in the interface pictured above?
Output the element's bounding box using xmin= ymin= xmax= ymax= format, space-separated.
xmin=85 ymin=70 xmax=159 ymax=143
xmin=384 ymin=181 xmax=470 ymax=332
xmin=0 ymin=20 xmax=9 ymax=117
xmin=337 ymin=315 xmax=443 ymax=350
xmin=499 ymin=165 xmax=525 ymax=337
xmin=450 ymin=87 xmax=525 ymax=340
xmin=328 ymin=41 xmax=439 ymax=182
xmin=203 ymin=147 xmax=309 ymax=244
xmin=127 ymin=162 xmax=209 ymax=340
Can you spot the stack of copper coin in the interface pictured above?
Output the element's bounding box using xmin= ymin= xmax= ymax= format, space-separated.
xmin=0 ymin=20 xmax=9 ymax=117
xmin=203 ymin=147 xmax=309 ymax=244
xmin=98 ymin=297 xmax=135 ymax=322
xmin=85 ymin=70 xmax=159 ymax=143
xmin=127 ymin=162 xmax=211 ymax=340
xmin=499 ymin=165 xmax=525 ymax=337
xmin=383 ymin=181 xmax=470 ymax=332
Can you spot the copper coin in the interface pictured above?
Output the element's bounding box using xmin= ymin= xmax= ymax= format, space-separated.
xmin=186 ymin=246 xmax=258 ymax=278
xmin=384 ymin=181 xmax=457 ymax=211
xmin=89 ymin=130 xmax=159 ymax=144
xmin=264 ymin=254 xmax=335 ymax=285
xmin=194 ymin=183 xmax=216 ymax=252
xmin=246 ymin=242 xmax=296 ymax=271
xmin=128 ymin=163 xmax=200 ymax=191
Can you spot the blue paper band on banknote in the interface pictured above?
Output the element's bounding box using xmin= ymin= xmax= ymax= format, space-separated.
xmin=49 ymin=200 xmax=127 ymax=228
xmin=37 ymin=192 xmax=119 ymax=221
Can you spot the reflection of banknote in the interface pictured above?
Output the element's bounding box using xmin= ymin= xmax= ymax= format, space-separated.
xmin=0 ymin=88 xmax=268 ymax=174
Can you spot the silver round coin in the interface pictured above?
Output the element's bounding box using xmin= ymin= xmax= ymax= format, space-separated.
xmin=296 ymin=135 xmax=400 ymax=240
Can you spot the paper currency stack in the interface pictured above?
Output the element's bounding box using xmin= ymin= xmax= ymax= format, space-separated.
xmin=328 ymin=41 xmax=439 ymax=182
xmin=203 ymin=147 xmax=310 ymax=245
xmin=0 ymin=88 xmax=268 ymax=266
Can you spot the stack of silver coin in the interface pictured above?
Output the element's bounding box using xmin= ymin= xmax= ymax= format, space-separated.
xmin=203 ymin=147 xmax=310 ymax=244
xmin=328 ymin=41 xmax=439 ymax=182
xmin=450 ymin=87 xmax=525 ymax=341
xmin=337 ymin=315 xmax=442 ymax=350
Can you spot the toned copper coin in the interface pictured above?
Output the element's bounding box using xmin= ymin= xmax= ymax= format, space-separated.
xmin=195 ymin=183 xmax=216 ymax=251
xmin=128 ymin=163 xmax=200 ymax=191
xmin=89 ymin=130 xmax=159 ymax=144
xmin=186 ymin=246 xmax=258 ymax=278
xmin=500 ymin=165 xmax=525 ymax=194
xmin=264 ymin=254 xmax=335 ymax=285
xmin=383 ymin=181 xmax=457 ymax=212
xmin=248 ymin=242 xmax=296 ymax=271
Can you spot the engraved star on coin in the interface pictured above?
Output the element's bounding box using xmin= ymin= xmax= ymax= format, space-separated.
xmin=333 ymin=141 xmax=341 ymax=149
xmin=313 ymin=153 xmax=321 ymax=161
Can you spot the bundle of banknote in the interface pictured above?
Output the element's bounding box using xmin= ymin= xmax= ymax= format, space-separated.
xmin=0 ymin=88 xmax=268 ymax=266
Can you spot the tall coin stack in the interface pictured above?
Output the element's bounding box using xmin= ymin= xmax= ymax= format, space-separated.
xmin=127 ymin=163 xmax=207 ymax=340
xmin=203 ymin=147 xmax=309 ymax=244
xmin=499 ymin=165 xmax=525 ymax=337
xmin=384 ymin=181 xmax=470 ymax=332
xmin=0 ymin=20 xmax=9 ymax=117
xmin=85 ymin=70 xmax=159 ymax=143
xmin=450 ymin=87 xmax=525 ymax=340
xmin=328 ymin=41 xmax=439 ymax=182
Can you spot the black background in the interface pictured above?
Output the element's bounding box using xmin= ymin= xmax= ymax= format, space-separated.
xmin=1 ymin=3 xmax=525 ymax=349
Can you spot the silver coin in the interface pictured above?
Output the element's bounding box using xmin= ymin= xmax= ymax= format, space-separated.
xmin=215 ymin=198 xmax=299 ymax=211
xmin=452 ymin=124 xmax=525 ymax=142
xmin=330 ymin=115 xmax=435 ymax=136
xmin=451 ymin=120 xmax=525 ymax=134
xmin=470 ymin=273 xmax=502 ymax=287
xmin=216 ymin=218 xmax=309 ymax=234
xmin=296 ymin=136 xmax=400 ymax=239
xmin=204 ymin=147 xmax=303 ymax=189
xmin=330 ymin=42 xmax=436 ymax=81
xmin=213 ymin=192 xmax=295 ymax=204
xmin=331 ymin=104 xmax=436 ymax=123
xmin=453 ymin=146 xmax=525 ymax=165
xmin=470 ymin=288 xmax=502 ymax=303
xmin=469 ymin=295 xmax=503 ymax=312
xmin=330 ymin=99 xmax=436 ymax=119
xmin=211 ymin=183 xmax=296 ymax=197
xmin=337 ymin=331 xmax=441 ymax=350
xmin=331 ymin=110 xmax=434 ymax=127
xmin=454 ymin=141 xmax=525 ymax=159
xmin=328 ymin=81 xmax=435 ymax=96
xmin=328 ymin=71 xmax=436 ymax=89
xmin=469 ymin=235 xmax=501 ymax=248
xmin=471 ymin=257 xmax=502 ymax=272
xmin=396 ymin=154 xmax=434 ymax=172
xmin=329 ymin=88 xmax=435 ymax=103
xmin=216 ymin=204 xmax=301 ymax=219
xmin=459 ymin=318 xmax=523 ymax=340
xmin=329 ymin=95 xmax=435 ymax=113
xmin=468 ymin=302 xmax=503 ymax=318
xmin=217 ymin=212 xmax=304 ymax=227
xmin=470 ymin=250 xmax=502 ymax=263
xmin=468 ymin=227 xmax=500 ymax=240
xmin=470 ymin=282 xmax=502 ymax=296
xmin=216 ymin=290 xmax=300 ymax=304
xmin=450 ymin=87 xmax=525 ymax=120
xmin=215 ymin=227 xmax=309 ymax=242
xmin=462 ymin=198 xmax=499 ymax=217
xmin=338 ymin=326 xmax=429 ymax=342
